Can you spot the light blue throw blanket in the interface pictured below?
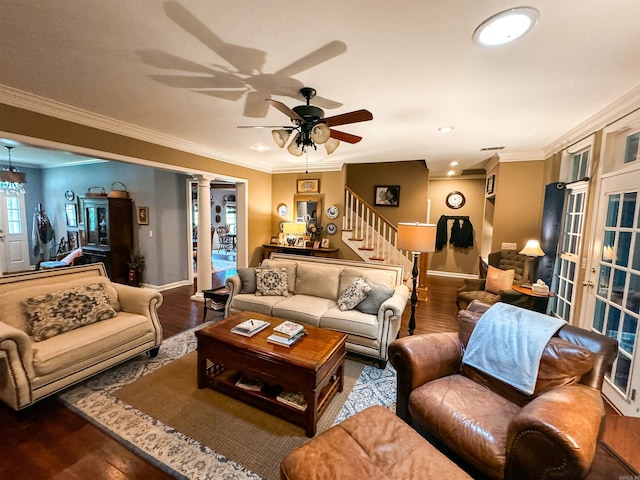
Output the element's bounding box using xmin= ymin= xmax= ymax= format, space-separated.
xmin=462 ymin=303 xmax=566 ymax=394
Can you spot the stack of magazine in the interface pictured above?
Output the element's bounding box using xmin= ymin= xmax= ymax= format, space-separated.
xmin=267 ymin=321 xmax=307 ymax=347
xmin=276 ymin=391 xmax=307 ymax=411
xmin=230 ymin=319 xmax=270 ymax=337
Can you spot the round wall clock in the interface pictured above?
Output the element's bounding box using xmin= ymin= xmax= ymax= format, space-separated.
xmin=325 ymin=222 xmax=338 ymax=235
xmin=277 ymin=203 xmax=288 ymax=217
xmin=326 ymin=205 xmax=339 ymax=219
xmin=64 ymin=190 xmax=75 ymax=201
xmin=446 ymin=191 xmax=466 ymax=209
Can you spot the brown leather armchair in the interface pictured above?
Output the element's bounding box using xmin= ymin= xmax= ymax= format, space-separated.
xmin=388 ymin=301 xmax=617 ymax=480
xmin=456 ymin=250 xmax=532 ymax=310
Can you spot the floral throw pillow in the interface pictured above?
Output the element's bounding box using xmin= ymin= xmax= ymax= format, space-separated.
xmin=337 ymin=278 xmax=372 ymax=311
xmin=255 ymin=267 xmax=289 ymax=297
xmin=23 ymin=283 xmax=118 ymax=342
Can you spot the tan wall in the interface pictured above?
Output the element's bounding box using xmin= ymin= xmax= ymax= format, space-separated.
xmin=271 ymin=169 xmax=359 ymax=260
xmin=346 ymin=161 xmax=429 ymax=226
xmin=492 ymin=161 xmax=545 ymax=252
xmin=1 ymin=103 xmax=272 ymax=267
xmin=427 ymin=178 xmax=485 ymax=275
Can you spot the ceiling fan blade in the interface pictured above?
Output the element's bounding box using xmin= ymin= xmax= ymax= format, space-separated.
xmin=237 ymin=125 xmax=293 ymax=129
xmin=265 ymin=99 xmax=303 ymax=122
xmin=330 ymin=129 xmax=362 ymax=144
xmin=324 ymin=109 xmax=373 ymax=127
xmin=275 ymin=41 xmax=347 ymax=77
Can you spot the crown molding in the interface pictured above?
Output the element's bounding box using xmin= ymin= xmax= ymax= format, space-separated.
xmin=497 ymin=151 xmax=547 ymax=162
xmin=544 ymin=84 xmax=640 ymax=157
xmin=0 ymin=84 xmax=278 ymax=173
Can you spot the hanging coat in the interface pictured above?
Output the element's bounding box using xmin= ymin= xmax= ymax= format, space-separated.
xmin=449 ymin=219 xmax=462 ymax=246
xmin=435 ymin=215 xmax=448 ymax=251
xmin=458 ymin=218 xmax=474 ymax=248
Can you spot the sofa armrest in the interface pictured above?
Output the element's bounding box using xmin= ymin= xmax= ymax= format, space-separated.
xmin=112 ymin=284 xmax=163 ymax=344
xmin=0 ymin=322 xmax=35 ymax=409
xmin=506 ymin=385 xmax=604 ymax=480
xmin=388 ymin=332 xmax=461 ymax=422
xmin=379 ymin=284 xmax=410 ymax=320
xmin=225 ymin=275 xmax=241 ymax=317
xmin=457 ymin=278 xmax=486 ymax=293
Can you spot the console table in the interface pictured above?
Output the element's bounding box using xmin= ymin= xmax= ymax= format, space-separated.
xmin=262 ymin=244 xmax=339 ymax=260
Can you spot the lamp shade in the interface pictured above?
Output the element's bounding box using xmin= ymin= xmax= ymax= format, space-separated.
xmin=272 ymin=129 xmax=290 ymax=148
xmin=287 ymin=133 xmax=304 ymax=156
xmin=324 ymin=137 xmax=340 ymax=155
xmin=283 ymin=222 xmax=306 ymax=235
xmin=311 ymin=123 xmax=330 ymax=144
xmin=397 ymin=222 xmax=437 ymax=253
xmin=519 ymin=239 xmax=545 ymax=257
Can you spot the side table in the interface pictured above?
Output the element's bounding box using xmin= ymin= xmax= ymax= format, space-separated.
xmin=512 ymin=285 xmax=554 ymax=313
xmin=202 ymin=288 xmax=229 ymax=321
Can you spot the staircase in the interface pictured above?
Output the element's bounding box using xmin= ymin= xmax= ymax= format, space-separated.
xmin=342 ymin=187 xmax=413 ymax=279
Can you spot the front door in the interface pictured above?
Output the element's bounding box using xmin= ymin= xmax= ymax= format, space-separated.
xmin=583 ymin=168 xmax=640 ymax=416
xmin=0 ymin=192 xmax=31 ymax=274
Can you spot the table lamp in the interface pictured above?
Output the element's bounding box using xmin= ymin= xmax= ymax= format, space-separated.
xmin=283 ymin=222 xmax=306 ymax=246
xmin=397 ymin=222 xmax=437 ymax=335
xmin=519 ymin=239 xmax=545 ymax=288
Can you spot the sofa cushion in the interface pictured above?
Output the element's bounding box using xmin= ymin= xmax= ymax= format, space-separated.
xmin=320 ymin=306 xmax=379 ymax=339
xmin=337 ymin=278 xmax=371 ymax=311
xmin=24 ymin=283 xmax=118 ymax=341
xmin=485 ymin=266 xmax=515 ymax=294
xmin=32 ymin=311 xmax=153 ymax=376
xmin=237 ymin=267 xmax=257 ymax=294
xmin=255 ymin=267 xmax=289 ymax=296
xmin=0 ymin=277 xmax=120 ymax=333
xmin=272 ymin=295 xmax=335 ymax=327
xmin=260 ymin=259 xmax=298 ymax=292
xmin=230 ymin=293 xmax=287 ymax=316
xmin=355 ymin=279 xmax=394 ymax=315
xmin=339 ymin=267 xmax=396 ymax=296
xmin=295 ymin=263 xmax=342 ymax=300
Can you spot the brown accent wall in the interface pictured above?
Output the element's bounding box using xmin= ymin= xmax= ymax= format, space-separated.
xmin=427 ymin=178 xmax=485 ymax=275
xmin=492 ymin=161 xmax=545 ymax=252
xmin=346 ymin=161 xmax=429 ymax=226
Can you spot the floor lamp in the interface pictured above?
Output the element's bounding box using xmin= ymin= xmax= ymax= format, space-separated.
xmin=519 ymin=239 xmax=545 ymax=287
xmin=397 ymin=222 xmax=437 ymax=335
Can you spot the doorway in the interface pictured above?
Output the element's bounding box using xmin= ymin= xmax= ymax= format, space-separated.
xmin=0 ymin=192 xmax=30 ymax=274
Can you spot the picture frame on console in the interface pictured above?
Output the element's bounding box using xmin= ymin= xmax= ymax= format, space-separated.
xmin=321 ymin=238 xmax=330 ymax=248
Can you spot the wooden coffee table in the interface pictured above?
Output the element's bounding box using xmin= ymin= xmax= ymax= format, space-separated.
xmin=195 ymin=311 xmax=347 ymax=437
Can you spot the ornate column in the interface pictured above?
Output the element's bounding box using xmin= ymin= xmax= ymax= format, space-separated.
xmin=195 ymin=176 xmax=213 ymax=295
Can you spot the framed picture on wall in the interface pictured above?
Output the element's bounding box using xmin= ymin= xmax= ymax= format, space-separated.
xmin=297 ymin=179 xmax=319 ymax=193
xmin=65 ymin=203 xmax=78 ymax=227
xmin=137 ymin=207 xmax=149 ymax=225
xmin=67 ymin=230 xmax=79 ymax=250
xmin=486 ymin=175 xmax=495 ymax=195
xmin=374 ymin=185 xmax=400 ymax=207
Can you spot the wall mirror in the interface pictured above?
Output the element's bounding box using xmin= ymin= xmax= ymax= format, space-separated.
xmin=294 ymin=194 xmax=322 ymax=226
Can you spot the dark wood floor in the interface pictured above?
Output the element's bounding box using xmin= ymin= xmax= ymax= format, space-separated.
xmin=0 ymin=273 xmax=462 ymax=480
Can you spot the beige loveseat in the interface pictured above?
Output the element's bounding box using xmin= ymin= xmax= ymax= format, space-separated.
xmin=0 ymin=264 xmax=163 ymax=410
xmin=225 ymin=254 xmax=409 ymax=366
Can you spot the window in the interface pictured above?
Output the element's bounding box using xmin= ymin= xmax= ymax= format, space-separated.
xmin=225 ymin=203 xmax=236 ymax=234
xmin=5 ymin=195 xmax=22 ymax=234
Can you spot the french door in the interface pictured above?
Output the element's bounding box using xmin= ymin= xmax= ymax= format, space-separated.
xmin=584 ymin=168 xmax=640 ymax=416
xmin=0 ymin=192 xmax=30 ymax=274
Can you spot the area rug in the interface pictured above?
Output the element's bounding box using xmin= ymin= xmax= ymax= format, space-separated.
xmin=211 ymin=258 xmax=237 ymax=273
xmin=59 ymin=324 xmax=397 ymax=480
xmin=114 ymin=353 xmax=363 ymax=480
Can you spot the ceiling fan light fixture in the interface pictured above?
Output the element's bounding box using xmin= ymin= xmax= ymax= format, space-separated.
xmin=311 ymin=123 xmax=330 ymax=144
xmin=1 ymin=146 xmax=27 ymax=194
xmin=287 ymin=133 xmax=304 ymax=156
xmin=324 ymin=137 xmax=340 ymax=155
xmin=271 ymin=129 xmax=290 ymax=148
xmin=473 ymin=7 xmax=539 ymax=47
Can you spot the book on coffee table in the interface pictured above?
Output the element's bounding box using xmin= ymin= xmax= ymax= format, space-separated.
xmin=276 ymin=391 xmax=307 ymax=411
xmin=231 ymin=319 xmax=269 ymax=337
xmin=273 ymin=321 xmax=305 ymax=338
xmin=267 ymin=329 xmax=307 ymax=347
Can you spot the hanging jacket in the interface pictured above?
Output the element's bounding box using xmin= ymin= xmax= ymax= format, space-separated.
xmin=458 ymin=218 xmax=474 ymax=248
xmin=435 ymin=215 xmax=448 ymax=251
xmin=449 ymin=219 xmax=462 ymax=246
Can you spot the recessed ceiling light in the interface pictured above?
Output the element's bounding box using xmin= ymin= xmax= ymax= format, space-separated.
xmin=447 ymin=170 xmax=456 ymax=176
xmin=438 ymin=126 xmax=454 ymax=133
xmin=450 ymin=161 xmax=459 ymax=167
xmin=253 ymin=144 xmax=269 ymax=152
xmin=473 ymin=7 xmax=539 ymax=47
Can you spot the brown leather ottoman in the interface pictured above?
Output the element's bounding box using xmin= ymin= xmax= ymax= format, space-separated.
xmin=280 ymin=405 xmax=471 ymax=479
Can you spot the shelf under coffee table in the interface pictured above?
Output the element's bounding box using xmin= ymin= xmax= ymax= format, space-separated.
xmin=195 ymin=311 xmax=347 ymax=437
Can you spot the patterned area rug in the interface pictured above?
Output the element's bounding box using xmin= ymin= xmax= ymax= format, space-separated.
xmin=58 ymin=324 xmax=396 ymax=479
xmin=211 ymin=258 xmax=237 ymax=273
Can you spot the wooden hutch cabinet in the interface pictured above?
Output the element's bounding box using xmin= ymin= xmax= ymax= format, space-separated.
xmin=81 ymin=197 xmax=134 ymax=284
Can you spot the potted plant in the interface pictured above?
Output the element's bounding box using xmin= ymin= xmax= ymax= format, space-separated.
xmin=127 ymin=250 xmax=146 ymax=286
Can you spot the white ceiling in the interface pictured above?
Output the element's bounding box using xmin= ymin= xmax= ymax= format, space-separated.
xmin=1 ymin=0 xmax=640 ymax=176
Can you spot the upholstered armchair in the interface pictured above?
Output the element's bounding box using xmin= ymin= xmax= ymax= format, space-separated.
xmin=456 ymin=250 xmax=531 ymax=310
xmin=388 ymin=301 xmax=617 ymax=480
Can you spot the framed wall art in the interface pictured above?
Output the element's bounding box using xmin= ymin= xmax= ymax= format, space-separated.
xmin=297 ymin=179 xmax=319 ymax=193
xmin=137 ymin=206 xmax=149 ymax=225
xmin=486 ymin=174 xmax=495 ymax=195
xmin=374 ymin=185 xmax=400 ymax=207
xmin=67 ymin=230 xmax=79 ymax=250
xmin=65 ymin=203 xmax=78 ymax=227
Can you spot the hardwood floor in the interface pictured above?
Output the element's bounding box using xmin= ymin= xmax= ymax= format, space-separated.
xmin=0 ymin=273 xmax=462 ymax=479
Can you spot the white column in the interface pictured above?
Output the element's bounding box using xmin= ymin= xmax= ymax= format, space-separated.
xmin=196 ymin=175 xmax=213 ymax=294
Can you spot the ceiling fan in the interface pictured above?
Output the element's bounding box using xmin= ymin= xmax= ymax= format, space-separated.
xmin=239 ymin=87 xmax=373 ymax=156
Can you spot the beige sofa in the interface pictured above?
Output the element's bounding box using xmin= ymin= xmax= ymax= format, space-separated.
xmin=225 ymin=254 xmax=409 ymax=366
xmin=0 ymin=263 xmax=163 ymax=410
